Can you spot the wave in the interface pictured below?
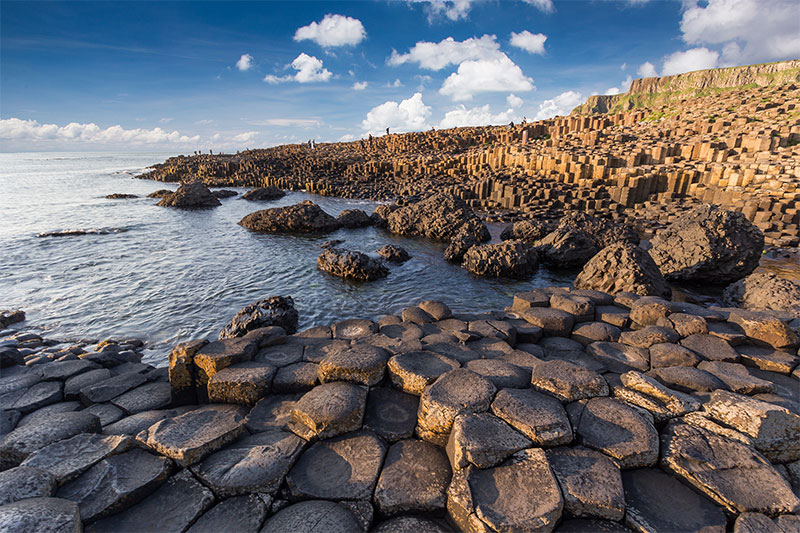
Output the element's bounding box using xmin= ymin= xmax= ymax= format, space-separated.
xmin=36 ymin=227 xmax=130 ymax=238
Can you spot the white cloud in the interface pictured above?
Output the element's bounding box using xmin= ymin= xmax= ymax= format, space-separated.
xmin=534 ymin=91 xmax=584 ymax=120
xmin=264 ymin=53 xmax=332 ymax=84
xmin=680 ymin=0 xmax=800 ymax=64
xmin=438 ymin=104 xmax=517 ymax=129
xmin=387 ymin=79 xmax=403 ymax=88
xmin=661 ymin=47 xmax=719 ymax=76
xmin=159 ymin=117 xmax=173 ymax=124
xmin=236 ymin=54 xmax=254 ymax=71
xmin=604 ymin=75 xmax=632 ymax=95
xmin=388 ymin=34 xmax=501 ymax=71
xmin=361 ymin=92 xmax=431 ymax=135
xmin=439 ymin=54 xmax=534 ymax=101
xmin=232 ymin=131 xmax=258 ymax=142
xmin=509 ymin=31 xmax=547 ymax=54
xmin=248 ymin=118 xmax=321 ymax=127
xmin=410 ymin=0 xmax=477 ymax=22
xmin=637 ymin=61 xmax=658 ymax=78
xmin=352 ymin=81 xmax=368 ymax=90
xmin=620 ymin=62 xmax=627 ymax=70
xmin=522 ymin=0 xmax=555 ymax=13
xmin=0 ymin=118 xmax=200 ymax=145
xmin=338 ymin=133 xmax=358 ymax=142
xmin=294 ymin=14 xmax=366 ymax=47
xmin=506 ymin=94 xmax=523 ymax=108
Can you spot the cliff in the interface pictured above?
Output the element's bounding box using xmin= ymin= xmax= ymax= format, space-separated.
xmin=572 ymin=59 xmax=800 ymax=115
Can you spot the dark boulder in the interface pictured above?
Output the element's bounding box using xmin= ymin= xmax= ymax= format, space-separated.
xmin=371 ymin=204 xmax=398 ymax=228
xmin=0 ymin=310 xmax=25 ymax=330
xmin=239 ymin=200 xmax=340 ymax=234
xmin=557 ymin=212 xmax=639 ymax=248
xmin=219 ymin=296 xmax=299 ymax=338
xmin=147 ymin=189 xmax=173 ymax=199
xmin=462 ymin=240 xmax=539 ymax=279
xmin=722 ymin=272 xmax=800 ymax=313
xmin=318 ymin=248 xmax=388 ymax=282
xmin=337 ymin=209 xmax=373 ymax=228
xmin=212 ymin=189 xmax=238 ymax=199
xmin=574 ymin=243 xmax=672 ymax=299
xmin=242 ymin=186 xmax=285 ymax=201
xmin=105 ymin=193 xmax=138 ymax=199
xmin=500 ymin=219 xmax=550 ymax=242
xmin=157 ymin=181 xmax=221 ymax=209
xmin=443 ymin=219 xmax=491 ymax=263
xmin=387 ymin=194 xmax=484 ymax=242
xmin=376 ymin=245 xmax=410 ymax=263
xmin=535 ymin=228 xmax=600 ymax=269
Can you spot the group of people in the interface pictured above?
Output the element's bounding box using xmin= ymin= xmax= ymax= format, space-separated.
xmin=307 ymin=139 xmax=316 ymax=150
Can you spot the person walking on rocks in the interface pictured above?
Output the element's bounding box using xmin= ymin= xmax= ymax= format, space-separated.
xmin=386 ymin=127 xmax=390 ymax=136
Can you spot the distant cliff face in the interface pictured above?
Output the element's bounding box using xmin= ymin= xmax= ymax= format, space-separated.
xmin=572 ymin=59 xmax=800 ymax=115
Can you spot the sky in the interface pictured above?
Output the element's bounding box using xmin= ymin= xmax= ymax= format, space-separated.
xmin=1 ymin=0 xmax=799 ymax=152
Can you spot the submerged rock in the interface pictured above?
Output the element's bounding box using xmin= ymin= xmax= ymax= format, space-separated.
xmin=212 ymin=189 xmax=237 ymax=198
xmin=239 ymin=200 xmax=340 ymax=234
xmin=219 ymin=296 xmax=298 ymax=338
xmin=156 ymin=181 xmax=221 ymax=209
xmin=104 ymin=193 xmax=138 ymax=199
xmin=146 ymin=189 xmax=173 ymax=198
xmin=376 ymin=244 xmax=410 ymax=263
xmin=317 ymin=247 xmax=389 ymax=282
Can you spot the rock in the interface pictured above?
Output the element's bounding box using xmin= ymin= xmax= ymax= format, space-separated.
xmin=157 ymin=180 xmax=221 ymax=208
xmin=212 ymin=189 xmax=237 ymax=198
xmin=615 ymin=371 xmax=702 ymax=420
xmin=417 ymin=369 xmax=496 ymax=446
xmin=0 ymin=411 xmax=101 ymax=469
xmin=255 ymin=343 xmax=304 ymax=367
xmin=147 ymin=189 xmax=173 ymax=198
xmin=419 ymin=300 xmax=452 ymax=320
xmin=536 ymin=227 xmax=600 ymax=269
xmin=273 ymin=362 xmax=319 ymax=392
xmin=491 ymin=388 xmax=572 ymax=446
xmin=519 ymin=307 xmax=575 ymax=336
xmin=574 ymin=243 xmax=672 ymax=299
xmin=446 ymin=413 xmax=531 ymax=470
xmin=661 ymin=421 xmax=800 ymax=515
xmin=698 ymin=361 xmax=775 ymax=394
xmin=733 ymin=513 xmax=783 ymax=533
xmin=0 ymin=466 xmax=56 ymax=505
xmin=337 ymin=208 xmax=372 ymax=228
xmin=105 ymin=193 xmax=138 ymax=199
xmin=555 ymin=518 xmax=630 ymax=532
xmin=21 ymin=433 xmax=133 ymax=484
xmin=371 ymin=203 xmax=398 ymax=227
xmin=0 ymin=347 xmax=24 ymax=368
xmin=289 ymin=381 xmax=367 ymax=440
xmin=0 ymin=497 xmax=81 ymax=533
xmin=332 ymin=318 xmax=378 ymax=340
xmin=649 ymin=205 xmax=764 ymax=284
xmin=363 ymin=387 xmax=419 ymax=442
xmin=79 ymin=372 xmax=147 ymax=405
xmin=512 ymin=288 xmax=554 ymax=311
xmin=587 ymin=341 xmax=650 ymax=373
xmin=530 ymin=359 xmax=609 ymax=402
xmin=557 ymin=211 xmax=638 ymax=248
xmin=193 ymin=337 xmax=260 ymax=401
xmin=646 ymin=365 xmax=727 ymax=393
xmin=318 ymin=344 xmax=388 ymax=386
xmin=464 ymin=359 xmax=529 ymax=389
xmin=219 ymin=296 xmax=298 ymax=338
xmin=566 ymin=397 xmax=658 ymax=469
xmin=286 ymin=430 xmax=386 ymax=500
xmin=245 ymin=394 xmax=300 ymax=433
xmin=110 ymin=381 xmax=171 ymax=414
xmin=136 ymin=404 xmax=248 ymax=467
xmin=192 ymin=429 xmax=304 ymax=496
xmin=15 ymin=401 xmax=81 ymax=428
xmin=547 ymin=446 xmax=624 ymax=521
xmin=318 ymin=247 xmax=389 ymax=281
xmin=83 ymin=403 xmax=124 ymax=426
xmin=372 ymin=516 xmax=449 ymax=532
xmin=550 ymin=293 xmax=595 ymax=322
xmin=572 ymin=322 xmax=621 ymax=346
xmin=723 ymin=273 xmax=800 ymax=313
xmin=447 ymin=448 xmax=563 ymax=532
xmin=402 ymin=306 xmax=433 ymax=325
xmin=40 ymin=359 xmax=99 ymax=381
xmin=443 ymin=218 xmax=492 ymax=263
xmin=629 ymin=296 xmax=671 ymax=326
xmin=239 ymin=200 xmax=340 ymax=234
xmin=680 ymin=333 xmax=740 ymax=362
xmin=260 ymin=500 xmax=362 ymax=532
xmin=387 ymin=350 xmax=460 ymax=395
xmin=462 ymin=240 xmax=539 ymax=279
xmin=622 ymin=468 xmax=726 ymax=532
xmin=386 ymin=193 xmax=485 ymax=242
xmin=374 ymin=439 xmax=452 ymax=515
xmin=207 ymin=362 xmax=276 ymax=405
xmin=242 ymin=185 xmax=285 ymax=201
xmin=659 ymin=313 xmax=709 ymax=337
xmin=619 ymin=325 xmax=680 ymax=348
xmin=10 ymin=381 xmax=62 ymax=414
xmin=728 ymin=309 xmax=798 ymax=349
xmin=500 ymin=219 xmax=550 ymax=242
xmin=737 ymin=345 xmax=799 ymax=374
xmin=102 ymin=407 xmax=191 ymax=436
xmin=595 ymin=305 xmax=630 ymax=328
xmin=188 ymin=494 xmax=268 ymax=533
xmin=376 ymin=244 xmax=410 ymax=263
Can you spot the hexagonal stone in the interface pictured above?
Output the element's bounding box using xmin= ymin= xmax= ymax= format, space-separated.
xmin=519 ymin=307 xmax=575 ymax=336
xmin=708 ymin=321 xmax=747 ymax=345
xmin=20 ymin=433 xmax=133 ymax=484
xmin=491 ymin=388 xmax=572 ymax=447
xmin=88 ymin=470 xmax=215 ymax=532
xmin=387 ymin=351 xmax=460 ymax=395
xmin=419 ymin=301 xmax=452 ymax=321
xmin=207 ymin=362 xmax=276 ymax=405
xmin=187 ymin=494 xmax=268 ymax=533
xmin=648 ymin=343 xmax=702 ymax=368
xmin=629 ymin=297 xmax=670 ymax=326
xmin=622 ymin=468 xmax=726 ymax=533
xmin=595 ymin=305 xmax=630 ymax=328
xmin=698 ymin=361 xmax=775 ymax=394
xmin=109 ymin=381 xmax=171 ymax=414
xmin=136 ymin=404 xmax=248 ymax=467
xmin=193 ymin=337 xmax=259 ymax=400
xmin=318 ymin=344 xmax=389 ymax=386
xmin=63 ymin=368 xmax=111 ymax=400
xmin=547 ymin=446 xmax=624 ymax=521
xmin=446 ymin=413 xmax=531 ymax=470
xmin=587 ymin=342 xmax=650 ymax=373
xmin=530 ymin=359 xmax=609 ymax=403
xmin=15 ymin=401 xmax=81 ymax=428
xmin=566 ymin=397 xmax=658 ymax=469
xmin=616 ymin=371 xmax=702 ymax=419
xmin=286 ymin=430 xmax=386 ymax=500
xmin=260 ymin=500 xmax=361 ymax=532
xmin=417 ymin=369 xmax=497 ymax=446
xmin=0 ymin=497 xmax=81 ymax=533
xmin=737 ymin=345 xmax=799 ymax=374
xmin=289 ymin=382 xmax=367 ymax=440
xmin=332 ymin=319 xmax=378 ymax=340
xmin=254 ymin=343 xmax=304 ymax=367
xmin=0 ymin=466 xmax=56 ymax=505
xmin=374 ymin=439 xmax=451 ymax=515
xmin=192 ymin=429 xmax=304 ymax=496
xmin=57 ymin=448 xmax=173 ymax=522
xmin=102 ymin=407 xmax=193 ymax=436
xmin=447 ymin=448 xmax=563 ymax=532
xmin=619 ymin=326 xmax=679 ymax=349
xmin=733 ymin=513 xmax=784 ymax=533
xmin=83 ymin=403 xmax=125 ymax=426
xmin=680 ymin=334 xmax=740 ymax=362
xmin=79 ymin=372 xmax=147 ymax=405
xmin=273 ymin=362 xmax=319 ymax=393
xmin=572 ymin=322 xmax=621 ymax=346
xmin=363 ymin=386 xmax=418 ymax=442
xmin=402 ymin=306 xmax=434 ymax=325
xmin=246 ymin=393 xmax=301 ymax=433
xmin=372 ymin=516 xmax=450 ymax=532
xmin=464 ymin=359 xmax=530 ymax=388
xmin=10 ymin=381 xmax=62 ymax=414
xmin=728 ymin=309 xmax=798 ymax=349
xmin=661 ymin=421 xmax=800 ymax=515
xmin=551 ymin=293 xmax=595 ymax=322
xmin=646 ymin=366 xmax=727 ymax=393
xmin=0 ymin=411 xmax=101 ymax=469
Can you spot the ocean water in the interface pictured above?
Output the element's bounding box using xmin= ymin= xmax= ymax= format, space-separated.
xmin=0 ymin=152 xmax=573 ymax=364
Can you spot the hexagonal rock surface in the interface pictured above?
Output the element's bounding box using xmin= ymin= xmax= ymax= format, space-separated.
xmin=372 ymin=516 xmax=450 ymax=532
xmin=572 ymin=322 xmax=621 ymax=346
xmin=374 ymin=439 xmax=452 ymax=515
xmin=332 ymin=319 xmax=378 ymax=340
xmin=586 ymin=342 xmax=650 ymax=373
xmin=136 ymin=404 xmax=248 ymax=466
xmin=417 ymin=369 xmax=497 ymax=446
xmin=8 ymin=381 xmax=61 ymax=414
xmin=273 ymin=362 xmax=319 ymax=393
xmin=88 ymin=470 xmax=215 ymax=532
xmin=207 ymin=362 xmax=276 ymax=405
xmin=619 ymin=326 xmax=679 ymax=348
xmin=388 ymin=351 xmax=461 ymax=395
xmin=0 ymin=466 xmax=56 ymax=505
xmin=616 ymin=371 xmax=702 ymax=420
xmin=109 ymin=381 xmax=171 ymax=414
xmin=728 ymin=309 xmax=798 ymax=349
xmin=680 ymin=333 xmax=741 ymax=362
xmin=622 ymin=468 xmax=726 ymax=533
xmin=661 ymin=422 xmax=800 ymax=515
xmin=519 ymin=307 xmax=575 ymax=336
xmin=191 ymin=429 xmax=304 ymax=496
xmin=0 ymin=411 xmax=101 ymax=469
xmin=464 ymin=359 xmax=530 ymax=389
xmin=187 ymin=494 xmax=268 ymax=533
xmin=566 ymin=397 xmax=658 ymax=469
xmin=57 ymin=448 xmax=173 ymax=522
xmin=546 ymin=446 xmax=624 ymax=521
xmin=446 ymin=413 xmax=531 ymax=470
xmin=246 ymin=394 xmax=300 ymax=433
xmin=318 ymin=344 xmax=389 ymax=386
xmin=491 ymin=388 xmax=572 ymax=447
xmin=736 ymin=345 xmax=798 ymax=375
xmin=447 ymin=448 xmax=563 ymax=532
xmin=289 ymin=381 xmax=367 ymax=441
xmin=530 ymin=359 xmax=609 ymax=403
xmin=20 ymin=433 xmax=133 ymax=485
xmin=648 ymin=343 xmax=702 ymax=368
xmin=0 ymin=497 xmax=81 ymax=533
xmin=697 ymin=361 xmax=775 ymax=394
xmin=260 ymin=500 xmax=362 ymax=532
xmin=646 ymin=366 xmax=727 ymax=393
xmin=79 ymin=372 xmax=147 ymax=405
xmin=286 ymin=430 xmax=386 ymax=501
xmin=363 ymin=387 xmax=419 ymax=442
xmin=419 ymin=300 xmax=452 ymax=321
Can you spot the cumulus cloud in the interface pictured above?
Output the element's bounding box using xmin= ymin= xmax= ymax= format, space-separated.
xmin=637 ymin=61 xmax=658 ymax=78
xmin=0 ymin=118 xmax=201 ymax=145
xmin=361 ymin=92 xmax=431 ymax=135
xmin=232 ymin=131 xmax=259 ymax=142
xmin=661 ymin=47 xmax=719 ymax=76
xmin=387 ymin=79 xmax=403 ymax=88
xmin=352 ymin=81 xmax=368 ymax=90
xmin=604 ymin=75 xmax=632 ymax=95
xmin=388 ymin=34 xmax=501 ymax=71
xmin=534 ymin=91 xmax=584 ymax=120
xmin=439 ymin=54 xmax=534 ymax=101
xmin=236 ymin=54 xmax=254 ymax=71
xmin=264 ymin=53 xmax=332 ymax=84
xmin=294 ymin=14 xmax=366 ymax=47
xmin=438 ymin=104 xmax=517 ymax=129
xmin=410 ymin=0 xmax=477 ymax=22
xmin=509 ymin=31 xmax=547 ymax=54
xmin=522 ymin=0 xmax=555 ymax=13
xmin=506 ymin=94 xmax=523 ymax=108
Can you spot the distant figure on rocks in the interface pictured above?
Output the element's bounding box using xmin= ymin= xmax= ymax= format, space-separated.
xmin=209 ymin=149 xmax=213 ymax=155
xmin=522 ymin=116 xmax=527 ymax=124
xmin=386 ymin=127 xmax=390 ymax=135
xmin=368 ymin=134 xmax=373 ymax=148
xmin=509 ymin=121 xmax=514 ymax=130
xmin=360 ymin=139 xmax=365 ymax=150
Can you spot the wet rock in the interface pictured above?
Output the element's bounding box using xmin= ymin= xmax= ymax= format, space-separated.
xmin=444 ymin=219 xmax=492 ymax=263
xmin=79 ymin=372 xmax=147 ymax=405
xmin=242 ymin=185 xmax=285 ymax=201
xmin=0 ymin=347 xmax=24 ymax=368
xmin=0 ymin=466 xmax=56 ymax=505
xmin=40 ymin=359 xmax=100 ymax=381
xmin=723 ymin=272 xmax=800 ymax=314
xmin=619 ymin=325 xmax=680 ymax=348
xmin=519 ymin=307 xmax=575 ymax=336
xmin=239 ymin=200 xmax=341 ymax=234
xmin=219 ymin=296 xmax=298 ymax=338
xmin=188 ymin=494 xmax=268 ymax=533
xmin=728 ymin=309 xmax=798 ymax=349
xmin=377 ymin=244 xmax=410 ymax=263
xmin=0 ymin=411 xmax=101 ymax=469
xmin=374 ymin=439 xmax=452 ymax=515
xmin=318 ymin=344 xmax=389 ymax=386
xmin=157 ymin=180 xmax=221 ymax=209
xmin=105 ymin=193 xmax=138 ymax=199
xmin=387 ymin=350 xmax=460 ymax=395
xmin=462 ymin=240 xmax=539 ymax=279
xmin=387 ymin=193 xmax=485 ymax=242
xmin=21 ymin=433 xmax=133 ymax=484
xmin=273 ymin=362 xmax=319 ymax=392
xmin=649 ymin=205 xmax=764 ymax=284
xmin=547 ymin=446 xmax=624 ymax=521
xmin=337 ymin=208 xmax=372 ymax=228
xmin=530 ymin=359 xmax=609 ymax=402
xmin=363 ymin=386 xmax=418 ymax=442
xmin=136 ymin=404 xmax=248 ymax=466
xmin=260 ymin=500 xmax=362 ymax=532
xmin=332 ymin=318 xmax=379 ymax=340
xmin=500 ymin=219 xmax=550 ymax=242
xmin=574 ymin=243 xmax=672 ymax=299
xmin=192 ymin=429 xmax=304 ymax=496
xmin=0 ymin=497 xmax=81 ymax=533
xmin=698 ymin=361 xmax=775 ymax=394
xmin=587 ymin=342 xmax=650 ymax=373
xmin=102 ymin=407 xmax=192 ymax=436
xmin=491 ymin=388 xmax=572 ymax=446
xmin=286 ymin=430 xmax=386 ymax=500
xmin=212 ymin=189 xmax=237 ymax=199
xmin=10 ymin=381 xmax=62 ymax=414
xmin=318 ymin=247 xmax=389 ymax=282
xmin=207 ymin=362 xmax=276 ymax=405
xmin=446 ymin=413 xmax=531 ymax=470
xmin=289 ymin=381 xmax=367 ymax=440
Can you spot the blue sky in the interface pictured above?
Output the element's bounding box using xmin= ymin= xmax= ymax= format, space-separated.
xmin=2 ymin=0 xmax=798 ymax=151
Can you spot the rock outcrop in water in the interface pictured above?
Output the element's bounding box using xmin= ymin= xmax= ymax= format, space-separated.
xmin=386 ymin=194 xmax=486 ymax=242
xmin=317 ymin=247 xmax=389 ymax=281
xmin=219 ymin=296 xmax=299 ymax=339
xmin=156 ymin=181 xmax=221 ymax=209
xmin=241 ymin=186 xmax=284 ymax=201
xmin=212 ymin=189 xmax=237 ymax=199
xmin=104 ymin=193 xmax=138 ymax=199
xmin=147 ymin=189 xmax=173 ymax=199
xmin=376 ymin=245 xmax=410 ymax=263
xmin=462 ymin=240 xmax=539 ymax=278
xmin=238 ymin=200 xmax=341 ymax=234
